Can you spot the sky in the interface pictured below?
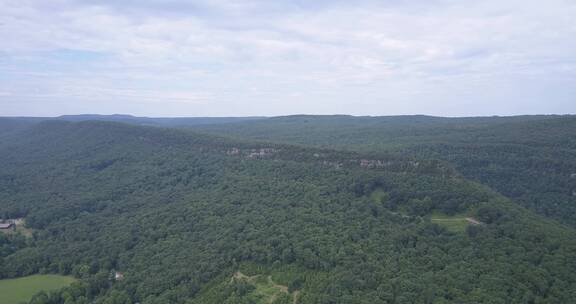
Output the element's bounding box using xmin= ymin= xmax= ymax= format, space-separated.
xmin=1 ymin=0 xmax=575 ymax=117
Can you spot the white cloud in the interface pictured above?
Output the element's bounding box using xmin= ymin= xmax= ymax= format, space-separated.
xmin=0 ymin=0 xmax=575 ymax=116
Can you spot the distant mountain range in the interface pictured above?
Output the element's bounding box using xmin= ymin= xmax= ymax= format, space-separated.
xmin=0 ymin=114 xmax=266 ymax=127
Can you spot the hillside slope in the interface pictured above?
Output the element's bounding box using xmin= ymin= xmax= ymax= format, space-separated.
xmin=0 ymin=121 xmax=575 ymax=303
xmin=194 ymin=115 xmax=576 ymax=227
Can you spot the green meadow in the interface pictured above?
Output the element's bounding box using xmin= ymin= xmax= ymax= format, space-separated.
xmin=0 ymin=275 xmax=76 ymax=304
xmin=430 ymin=211 xmax=471 ymax=233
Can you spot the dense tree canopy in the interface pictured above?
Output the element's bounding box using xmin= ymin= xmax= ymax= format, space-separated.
xmin=195 ymin=115 xmax=576 ymax=227
xmin=0 ymin=118 xmax=575 ymax=303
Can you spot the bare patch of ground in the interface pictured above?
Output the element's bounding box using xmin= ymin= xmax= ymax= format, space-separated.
xmin=231 ymin=272 xmax=299 ymax=304
xmin=465 ymin=217 xmax=483 ymax=225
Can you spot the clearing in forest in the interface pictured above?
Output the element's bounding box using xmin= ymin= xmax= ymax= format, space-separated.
xmin=232 ymin=271 xmax=298 ymax=304
xmin=0 ymin=275 xmax=76 ymax=304
xmin=430 ymin=212 xmax=481 ymax=233
xmin=0 ymin=218 xmax=33 ymax=237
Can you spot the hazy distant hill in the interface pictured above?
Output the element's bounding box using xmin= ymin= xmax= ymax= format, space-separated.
xmin=56 ymin=114 xmax=266 ymax=127
xmin=0 ymin=114 xmax=265 ymax=131
xmin=192 ymin=114 xmax=571 ymax=148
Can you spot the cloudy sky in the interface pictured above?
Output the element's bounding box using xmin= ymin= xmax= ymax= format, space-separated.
xmin=1 ymin=0 xmax=575 ymax=117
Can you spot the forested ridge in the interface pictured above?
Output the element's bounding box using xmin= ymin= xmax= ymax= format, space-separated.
xmin=194 ymin=115 xmax=576 ymax=227
xmin=1 ymin=119 xmax=576 ymax=303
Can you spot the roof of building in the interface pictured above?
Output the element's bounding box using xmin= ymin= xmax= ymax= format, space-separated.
xmin=0 ymin=223 xmax=13 ymax=229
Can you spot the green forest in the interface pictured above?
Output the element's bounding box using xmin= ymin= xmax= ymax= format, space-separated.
xmin=194 ymin=115 xmax=576 ymax=227
xmin=1 ymin=115 xmax=576 ymax=303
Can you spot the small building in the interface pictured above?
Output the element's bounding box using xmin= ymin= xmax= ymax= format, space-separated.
xmin=0 ymin=222 xmax=14 ymax=229
xmin=114 ymin=272 xmax=125 ymax=281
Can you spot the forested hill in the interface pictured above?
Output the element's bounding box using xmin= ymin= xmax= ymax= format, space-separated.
xmin=1 ymin=120 xmax=576 ymax=303
xmin=0 ymin=118 xmax=42 ymax=139
xmin=191 ymin=114 xmax=572 ymax=148
xmin=0 ymin=114 xmax=265 ymax=131
xmin=1 ymin=120 xmax=455 ymax=177
xmin=193 ymin=115 xmax=576 ymax=227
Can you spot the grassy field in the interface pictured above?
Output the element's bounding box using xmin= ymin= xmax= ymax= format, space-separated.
xmin=251 ymin=275 xmax=287 ymax=303
xmin=0 ymin=225 xmax=33 ymax=237
xmin=0 ymin=275 xmax=76 ymax=304
xmin=230 ymin=272 xmax=294 ymax=304
xmin=0 ymin=219 xmax=33 ymax=237
xmin=430 ymin=212 xmax=470 ymax=233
